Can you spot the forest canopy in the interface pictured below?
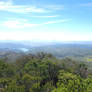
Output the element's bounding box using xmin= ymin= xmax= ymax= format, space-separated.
xmin=0 ymin=52 xmax=92 ymax=92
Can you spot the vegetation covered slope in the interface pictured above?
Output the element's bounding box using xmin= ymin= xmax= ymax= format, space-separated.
xmin=0 ymin=52 xmax=92 ymax=92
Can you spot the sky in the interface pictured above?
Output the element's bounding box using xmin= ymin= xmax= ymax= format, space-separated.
xmin=0 ymin=0 xmax=92 ymax=41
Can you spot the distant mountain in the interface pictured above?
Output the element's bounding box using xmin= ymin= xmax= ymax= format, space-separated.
xmin=0 ymin=40 xmax=92 ymax=60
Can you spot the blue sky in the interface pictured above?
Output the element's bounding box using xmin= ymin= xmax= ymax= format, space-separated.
xmin=0 ymin=0 xmax=92 ymax=41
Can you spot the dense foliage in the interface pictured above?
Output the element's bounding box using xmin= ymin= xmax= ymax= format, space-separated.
xmin=0 ymin=52 xmax=92 ymax=92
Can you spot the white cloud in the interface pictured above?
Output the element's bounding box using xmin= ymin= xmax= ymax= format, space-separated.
xmin=46 ymin=5 xmax=64 ymax=10
xmin=3 ymin=19 xmax=71 ymax=29
xmin=0 ymin=0 xmax=47 ymax=13
xmin=4 ymin=20 xmax=21 ymax=28
xmin=0 ymin=0 xmax=64 ymax=13
xmin=44 ymin=19 xmax=71 ymax=25
xmin=3 ymin=20 xmax=39 ymax=28
xmin=31 ymin=15 xmax=60 ymax=18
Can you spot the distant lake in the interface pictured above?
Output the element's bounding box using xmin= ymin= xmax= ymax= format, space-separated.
xmin=19 ymin=48 xmax=29 ymax=52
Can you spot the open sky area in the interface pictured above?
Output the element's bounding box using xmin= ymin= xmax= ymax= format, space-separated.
xmin=0 ymin=0 xmax=92 ymax=41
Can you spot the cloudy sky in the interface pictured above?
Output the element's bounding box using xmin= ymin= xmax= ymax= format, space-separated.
xmin=0 ymin=0 xmax=92 ymax=41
